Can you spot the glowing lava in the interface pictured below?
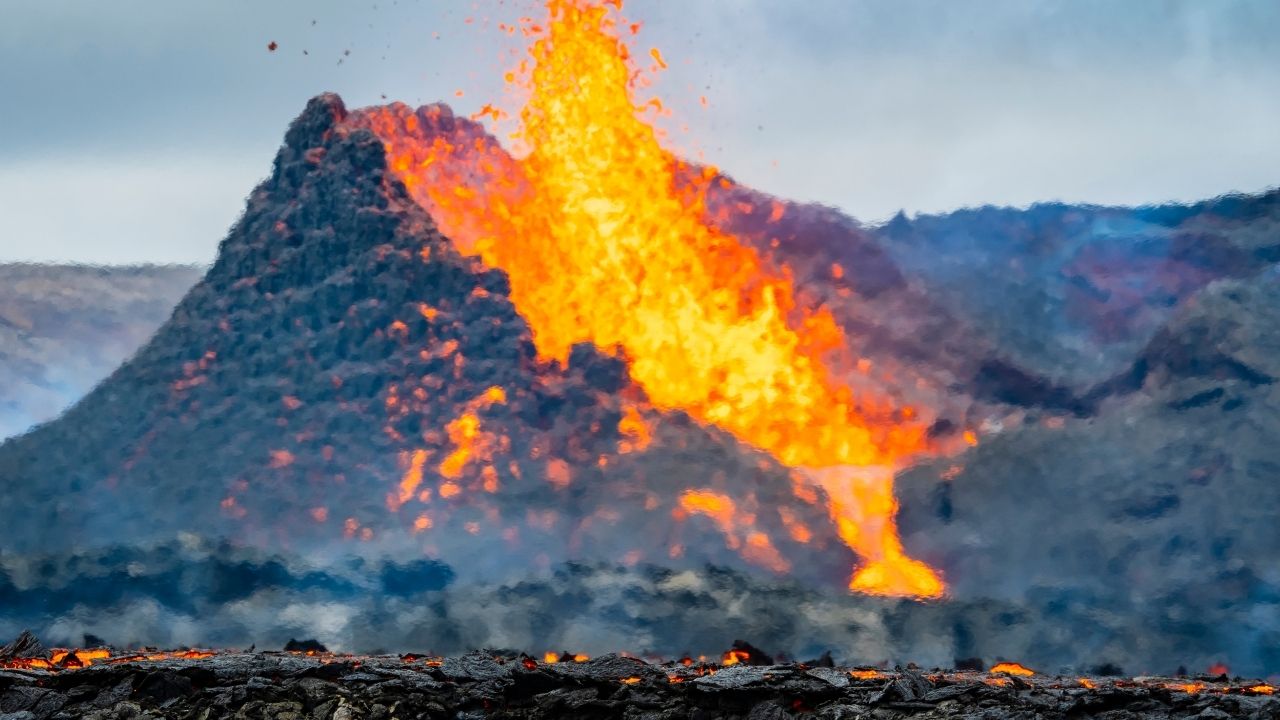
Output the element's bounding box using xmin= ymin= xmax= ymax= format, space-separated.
xmin=990 ymin=662 xmax=1036 ymax=677
xmin=360 ymin=0 xmax=943 ymax=597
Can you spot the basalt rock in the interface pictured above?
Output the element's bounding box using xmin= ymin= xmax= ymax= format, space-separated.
xmin=1 ymin=649 xmax=1276 ymax=720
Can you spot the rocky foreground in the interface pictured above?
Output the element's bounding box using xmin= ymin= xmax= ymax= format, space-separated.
xmin=2 ymin=647 xmax=1277 ymax=719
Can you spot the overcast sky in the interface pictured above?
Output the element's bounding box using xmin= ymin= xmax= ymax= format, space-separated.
xmin=2 ymin=0 xmax=1278 ymax=264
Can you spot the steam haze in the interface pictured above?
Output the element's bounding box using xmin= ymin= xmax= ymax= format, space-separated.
xmin=2 ymin=0 xmax=1278 ymax=264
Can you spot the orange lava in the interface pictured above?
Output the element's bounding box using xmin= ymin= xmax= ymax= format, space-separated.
xmin=0 ymin=658 xmax=52 ymax=670
xmin=677 ymin=491 xmax=738 ymax=545
xmin=616 ymin=403 xmax=653 ymax=453
xmin=363 ymin=0 xmax=943 ymax=597
xmin=2 ymin=648 xmax=216 ymax=672
xmin=990 ymin=662 xmax=1036 ymax=677
xmin=676 ymin=489 xmax=789 ymax=573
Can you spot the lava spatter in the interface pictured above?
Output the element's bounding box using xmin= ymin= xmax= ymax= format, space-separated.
xmin=356 ymin=0 xmax=944 ymax=597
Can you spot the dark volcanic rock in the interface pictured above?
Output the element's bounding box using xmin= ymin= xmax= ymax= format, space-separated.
xmin=2 ymin=651 xmax=1274 ymax=720
xmin=0 ymin=94 xmax=847 ymax=593
xmin=0 ymin=633 xmax=43 ymax=662
xmin=0 ymin=263 xmax=199 ymax=441
xmin=283 ymin=639 xmax=328 ymax=654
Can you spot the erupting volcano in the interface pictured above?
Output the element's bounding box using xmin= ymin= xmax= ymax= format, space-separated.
xmin=10 ymin=0 xmax=1280 ymax=689
xmin=353 ymin=0 xmax=943 ymax=597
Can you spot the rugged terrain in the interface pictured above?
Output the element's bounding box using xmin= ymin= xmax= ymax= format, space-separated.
xmin=2 ymin=639 xmax=1276 ymax=720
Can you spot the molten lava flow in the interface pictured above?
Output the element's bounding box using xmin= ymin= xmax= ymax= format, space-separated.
xmin=0 ymin=648 xmax=219 ymax=672
xmin=675 ymin=489 xmax=789 ymax=573
xmin=990 ymin=662 xmax=1036 ymax=677
xmin=361 ymin=0 xmax=943 ymax=597
xmin=51 ymin=649 xmax=110 ymax=667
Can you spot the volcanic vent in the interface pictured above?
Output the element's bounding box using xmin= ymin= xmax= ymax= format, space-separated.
xmin=0 ymin=89 xmax=870 ymax=586
xmin=0 ymin=0 xmax=997 ymax=604
xmin=346 ymin=0 xmax=969 ymax=597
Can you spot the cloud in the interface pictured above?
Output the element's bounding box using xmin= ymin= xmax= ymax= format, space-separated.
xmin=0 ymin=154 xmax=264 ymax=264
xmin=1 ymin=0 xmax=1278 ymax=262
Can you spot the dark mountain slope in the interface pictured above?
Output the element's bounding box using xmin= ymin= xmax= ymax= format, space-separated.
xmin=0 ymin=94 xmax=844 ymax=584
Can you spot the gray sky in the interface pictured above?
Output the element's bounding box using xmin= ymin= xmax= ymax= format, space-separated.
xmin=2 ymin=0 xmax=1278 ymax=264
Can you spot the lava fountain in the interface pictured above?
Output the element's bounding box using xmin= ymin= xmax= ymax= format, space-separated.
xmin=357 ymin=0 xmax=943 ymax=597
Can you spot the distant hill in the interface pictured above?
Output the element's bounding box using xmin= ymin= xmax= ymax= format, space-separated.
xmin=0 ymin=263 xmax=200 ymax=439
xmin=896 ymin=269 xmax=1280 ymax=673
xmin=874 ymin=191 xmax=1280 ymax=387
